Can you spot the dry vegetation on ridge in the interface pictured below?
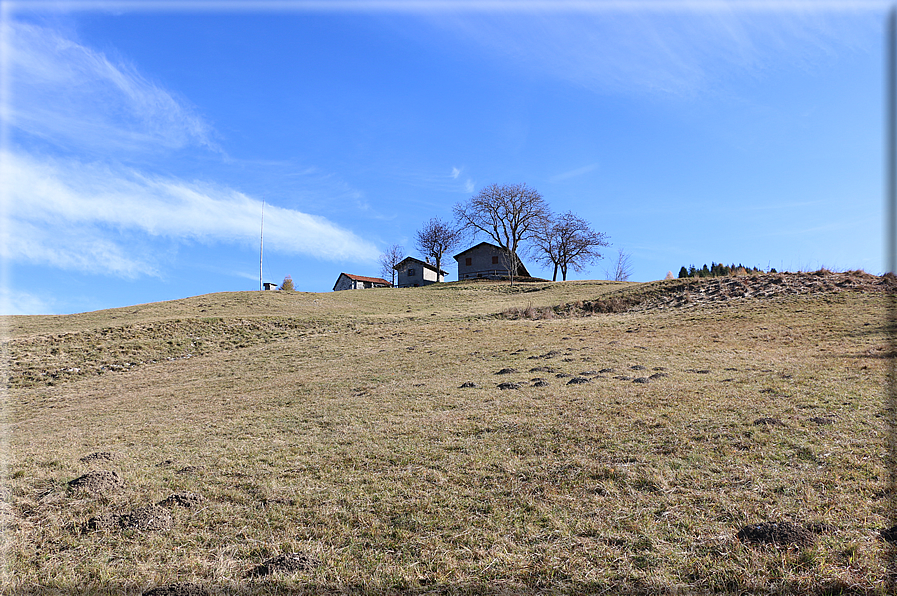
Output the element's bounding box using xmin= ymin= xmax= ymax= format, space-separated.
xmin=2 ymin=271 xmax=895 ymax=594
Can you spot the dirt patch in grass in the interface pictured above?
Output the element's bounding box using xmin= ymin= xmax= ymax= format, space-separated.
xmin=143 ymin=583 xmax=210 ymax=596
xmin=158 ymin=492 xmax=205 ymax=508
xmin=737 ymin=522 xmax=816 ymax=548
xmin=79 ymin=452 xmax=118 ymax=464
xmin=248 ymin=552 xmax=321 ymax=577
xmin=86 ymin=504 xmax=172 ymax=532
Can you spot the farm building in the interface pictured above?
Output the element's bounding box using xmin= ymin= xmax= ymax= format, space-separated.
xmin=393 ymin=257 xmax=448 ymax=288
xmin=453 ymin=242 xmax=531 ymax=281
xmin=332 ymin=273 xmax=392 ymax=291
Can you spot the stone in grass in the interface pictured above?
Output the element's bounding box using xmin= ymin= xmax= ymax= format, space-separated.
xmin=249 ymin=552 xmax=322 ymax=577
xmin=566 ymin=377 xmax=591 ymax=385
xmin=495 ymin=368 xmax=518 ymax=375
xmin=68 ymin=470 xmax=123 ymax=495
xmin=158 ymin=492 xmax=205 ymax=508
xmin=143 ymin=583 xmax=210 ymax=596
xmin=736 ymin=522 xmax=814 ymax=548
xmin=79 ymin=452 xmax=117 ymax=464
xmin=497 ymin=382 xmax=521 ymax=390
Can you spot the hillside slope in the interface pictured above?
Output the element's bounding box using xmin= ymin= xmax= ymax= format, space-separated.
xmin=3 ymin=273 xmax=893 ymax=594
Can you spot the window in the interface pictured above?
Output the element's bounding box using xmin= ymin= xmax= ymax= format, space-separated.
xmin=408 ymin=268 xmax=415 ymax=276
xmin=465 ymin=258 xmax=472 ymax=266
xmin=492 ymin=256 xmax=499 ymax=264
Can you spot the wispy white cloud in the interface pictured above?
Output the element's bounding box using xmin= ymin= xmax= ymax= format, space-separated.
xmin=3 ymin=20 xmax=217 ymax=154
xmin=451 ymin=166 xmax=461 ymax=179
xmin=464 ymin=178 xmax=475 ymax=193
xmin=4 ymin=151 xmax=380 ymax=276
xmin=420 ymin=9 xmax=877 ymax=98
xmin=550 ymin=162 xmax=599 ymax=182
xmin=0 ymin=287 xmax=55 ymax=316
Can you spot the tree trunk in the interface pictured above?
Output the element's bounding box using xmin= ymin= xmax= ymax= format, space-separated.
xmin=552 ymin=264 xmax=558 ymax=282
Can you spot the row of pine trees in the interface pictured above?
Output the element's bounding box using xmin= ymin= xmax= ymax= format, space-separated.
xmin=678 ymin=263 xmax=772 ymax=278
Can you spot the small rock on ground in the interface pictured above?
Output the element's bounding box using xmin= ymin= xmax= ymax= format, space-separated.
xmin=736 ymin=522 xmax=814 ymax=547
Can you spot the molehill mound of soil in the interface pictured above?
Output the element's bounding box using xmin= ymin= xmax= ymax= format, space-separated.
xmin=158 ymin=492 xmax=205 ymax=508
xmin=87 ymin=504 xmax=172 ymax=532
xmin=68 ymin=470 xmax=123 ymax=495
xmin=143 ymin=583 xmax=210 ymax=596
xmin=79 ymin=452 xmax=118 ymax=464
xmin=249 ymin=552 xmax=321 ymax=577
xmin=737 ymin=522 xmax=815 ymax=547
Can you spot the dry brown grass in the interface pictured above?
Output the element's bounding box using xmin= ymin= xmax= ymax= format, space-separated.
xmin=1 ymin=277 xmax=893 ymax=594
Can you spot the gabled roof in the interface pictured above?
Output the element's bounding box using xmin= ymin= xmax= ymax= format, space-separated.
xmin=452 ymin=242 xmax=531 ymax=278
xmin=338 ymin=273 xmax=392 ymax=285
xmin=393 ymin=256 xmax=448 ymax=275
xmin=453 ymin=241 xmax=505 ymax=260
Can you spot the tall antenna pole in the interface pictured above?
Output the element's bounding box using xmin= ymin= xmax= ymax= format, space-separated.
xmin=259 ymin=200 xmax=265 ymax=291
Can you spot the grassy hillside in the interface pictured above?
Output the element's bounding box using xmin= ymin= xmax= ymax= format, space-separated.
xmin=3 ymin=274 xmax=893 ymax=594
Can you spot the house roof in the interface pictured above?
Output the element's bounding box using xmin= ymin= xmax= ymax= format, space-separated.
xmin=393 ymin=256 xmax=448 ymax=275
xmin=453 ymin=241 xmax=505 ymax=260
xmin=452 ymin=242 xmax=531 ymax=278
xmin=339 ymin=273 xmax=392 ymax=286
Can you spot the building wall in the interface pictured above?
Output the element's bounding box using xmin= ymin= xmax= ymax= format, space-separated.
xmin=456 ymin=245 xmax=512 ymax=280
xmin=333 ymin=274 xmax=357 ymax=291
xmin=396 ymin=260 xmax=444 ymax=288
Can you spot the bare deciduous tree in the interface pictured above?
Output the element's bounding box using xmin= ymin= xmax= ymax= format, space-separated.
xmin=378 ymin=244 xmax=404 ymax=286
xmin=532 ymin=212 xmax=609 ymax=281
xmin=453 ymin=183 xmax=550 ymax=268
xmin=415 ymin=217 xmax=460 ymax=283
xmin=606 ymin=248 xmax=634 ymax=282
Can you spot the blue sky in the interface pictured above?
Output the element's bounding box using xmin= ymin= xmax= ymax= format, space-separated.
xmin=1 ymin=0 xmax=888 ymax=315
